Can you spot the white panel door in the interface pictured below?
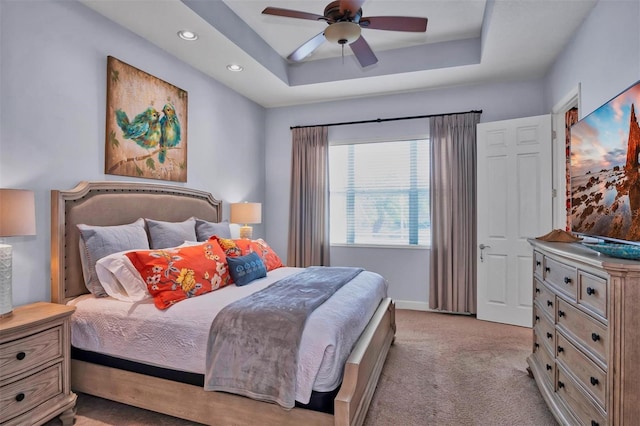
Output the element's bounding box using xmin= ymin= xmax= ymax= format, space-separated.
xmin=477 ymin=115 xmax=552 ymax=327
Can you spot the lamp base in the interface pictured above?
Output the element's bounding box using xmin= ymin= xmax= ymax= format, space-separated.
xmin=0 ymin=310 xmax=12 ymax=318
xmin=0 ymin=244 xmax=13 ymax=317
xmin=239 ymin=225 xmax=253 ymax=239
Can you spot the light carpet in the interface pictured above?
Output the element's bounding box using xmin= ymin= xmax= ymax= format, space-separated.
xmin=43 ymin=309 xmax=557 ymax=425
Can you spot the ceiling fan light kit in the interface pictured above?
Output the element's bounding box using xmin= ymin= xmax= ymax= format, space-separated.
xmin=324 ymin=21 xmax=361 ymax=45
xmin=262 ymin=0 xmax=427 ymax=68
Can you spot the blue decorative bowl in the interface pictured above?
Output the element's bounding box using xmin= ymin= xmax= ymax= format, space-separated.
xmin=583 ymin=242 xmax=640 ymax=260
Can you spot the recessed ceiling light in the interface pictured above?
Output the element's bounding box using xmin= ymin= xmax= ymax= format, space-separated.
xmin=177 ymin=30 xmax=198 ymax=41
xmin=226 ymin=64 xmax=244 ymax=72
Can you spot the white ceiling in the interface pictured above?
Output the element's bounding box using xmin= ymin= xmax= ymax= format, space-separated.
xmin=80 ymin=0 xmax=597 ymax=108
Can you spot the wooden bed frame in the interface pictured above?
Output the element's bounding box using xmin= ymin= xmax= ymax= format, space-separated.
xmin=50 ymin=181 xmax=396 ymax=426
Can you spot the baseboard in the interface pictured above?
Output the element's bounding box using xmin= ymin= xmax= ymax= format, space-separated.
xmin=394 ymin=300 xmax=430 ymax=311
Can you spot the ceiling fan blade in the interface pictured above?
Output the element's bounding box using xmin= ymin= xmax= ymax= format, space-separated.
xmin=339 ymin=0 xmax=366 ymax=17
xmin=360 ymin=16 xmax=428 ymax=32
xmin=350 ymin=36 xmax=377 ymax=67
xmin=287 ymin=32 xmax=327 ymax=62
xmin=262 ymin=7 xmax=325 ymax=22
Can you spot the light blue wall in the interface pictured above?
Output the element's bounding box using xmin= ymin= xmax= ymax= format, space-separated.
xmin=0 ymin=0 xmax=266 ymax=307
xmin=545 ymin=0 xmax=640 ymax=116
xmin=265 ymin=80 xmax=547 ymax=309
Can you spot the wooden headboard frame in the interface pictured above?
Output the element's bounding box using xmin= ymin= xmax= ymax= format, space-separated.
xmin=51 ymin=181 xmax=222 ymax=304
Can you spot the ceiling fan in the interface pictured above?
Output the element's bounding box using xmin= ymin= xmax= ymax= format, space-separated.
xmin=262 ymin=0 xmax=428 ymax=68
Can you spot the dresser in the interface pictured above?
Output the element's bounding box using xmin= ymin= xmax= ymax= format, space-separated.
xmin=528 ymin=239 xmax=640 ymax=425
xmin=0 ymin=302 xmax=76 ymax=426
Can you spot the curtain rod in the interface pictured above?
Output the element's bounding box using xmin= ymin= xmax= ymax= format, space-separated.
xmin=289 ymin=109 xmax=483 ymax=130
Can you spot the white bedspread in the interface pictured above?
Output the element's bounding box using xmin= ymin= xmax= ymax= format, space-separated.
xmin=68 ymin=267 xmax=387 ymax=404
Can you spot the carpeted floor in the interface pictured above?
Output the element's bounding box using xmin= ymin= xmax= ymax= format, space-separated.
xmin=43 ymin=309 xmax=557 ymax=426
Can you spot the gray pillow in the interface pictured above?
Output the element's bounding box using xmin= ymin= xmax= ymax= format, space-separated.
xmin=78 ymin=218 xmax=149 ymax=297
xmin=146 ymin=217 xmax=197 ymax=249
xmin=195 ymin=219 xmax=232 ymax=241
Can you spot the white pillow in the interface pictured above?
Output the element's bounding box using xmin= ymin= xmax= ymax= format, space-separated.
xmin=95 ymin=250 xmax=150 ymax=302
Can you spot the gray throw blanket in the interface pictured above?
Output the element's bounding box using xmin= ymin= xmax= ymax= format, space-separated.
xmin=203 ymin=266 xmax=363 ymax=408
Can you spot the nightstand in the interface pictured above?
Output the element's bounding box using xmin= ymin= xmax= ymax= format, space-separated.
xmin=0 ymin=302 xmax=76 ymax=425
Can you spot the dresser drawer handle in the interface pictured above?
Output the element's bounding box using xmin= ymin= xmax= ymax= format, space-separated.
xmin=546 ymin=364 xmax=552 ymax=371
xmin=546 ymin=332 xmax=553 ymax=339
xmin=535 ymin=287 xmax=540 ymax=293
xmin=591 ymin=421 xmax=599 ymax=426
xmin=547 ymin=300 xmax=553 ymax=307
xmin=16 ymin=351 xmax=26 ymax=361
xmin=564 ymin=277 xmax=572 ymax=284
xmin=558 ymin=310 xmax=565 ymax=318
xmin=536 ymin=261 xmax=541 ymax=266
xmin=535 ymin=315 xmax=540 ymax=322
xmin=15 ymin=393 xmax=25 ymax=402
xmin=535 ymin=343 xmax=540 ymax=349
xmin=590 ymin=377 xmax=599 ymax=386
xmin=591 ymin=333 xmax=601 ymax=342
xmin=545 ymin=267 xmax=551 ymax=273
xmin=557 ymin=346 xmax=564 ymax=353
xmin=586 ymin=287 xmax=596 ymax=296
xmin=558 ymin=381 xmax=565 ymax=389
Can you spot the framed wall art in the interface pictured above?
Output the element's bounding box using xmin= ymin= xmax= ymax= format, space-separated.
xmin=105 ymin=56 xmax=187 ymax=182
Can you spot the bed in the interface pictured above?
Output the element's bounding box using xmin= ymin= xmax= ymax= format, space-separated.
xmin=50 ymin=181 xmax=396 ymax=426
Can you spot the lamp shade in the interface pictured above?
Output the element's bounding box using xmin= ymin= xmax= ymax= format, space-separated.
xmin=0 ymin=189 xmax=36 ymax=237
xmin=230 ymin=202 xmax=262 ymax=225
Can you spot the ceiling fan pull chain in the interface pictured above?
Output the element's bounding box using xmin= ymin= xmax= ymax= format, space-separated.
xmin=342 ymin=44 xmax=345 ymax=64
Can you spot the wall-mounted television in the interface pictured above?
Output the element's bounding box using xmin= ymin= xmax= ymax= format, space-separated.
xmin=570 ymin=79 xmax=640 ymax=246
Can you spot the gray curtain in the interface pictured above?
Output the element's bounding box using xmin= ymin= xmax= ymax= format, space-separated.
xmin=429 ymin=112 xmax=481 ymax=313
xmin=287 ymin=126 xmax=330 ymax=267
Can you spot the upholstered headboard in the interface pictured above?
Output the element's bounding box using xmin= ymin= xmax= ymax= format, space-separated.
xmin=51 ymin=181 xmax=222 ymax=304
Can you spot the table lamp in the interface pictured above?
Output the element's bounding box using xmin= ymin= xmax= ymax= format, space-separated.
xmin=230 ymin=202 xmax=261 ymax=239
xmin=0 ymin=189 xmax=36 ymax=317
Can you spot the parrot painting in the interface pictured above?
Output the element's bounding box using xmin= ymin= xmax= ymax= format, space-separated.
xmin=115 ymin=107 xmax=162 ymax=149
xmin=159 ymin=103 xmax=181 ymax=163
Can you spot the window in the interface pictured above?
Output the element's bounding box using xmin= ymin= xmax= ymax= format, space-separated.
xmin=329 ymin=139 xmax=430 ymax=246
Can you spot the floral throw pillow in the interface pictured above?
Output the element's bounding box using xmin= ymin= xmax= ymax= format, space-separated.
xmin=211 ymin=237 xmax=283 ymax=272
xmin=125 ymin=240 xmax=230 ymax=309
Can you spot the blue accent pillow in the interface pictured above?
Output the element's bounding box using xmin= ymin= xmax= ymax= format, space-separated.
xmin=227 ymin=252 xmax=267 ymax=286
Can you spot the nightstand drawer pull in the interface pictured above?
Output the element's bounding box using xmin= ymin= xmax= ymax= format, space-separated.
xmin=586 ymin=286 xmax=596 ymax=296
xmin=558 ymin=381 xmax=565 ymax=389
xmin=546 ymin=364 xmax=552 ymax=371
xmin=558 ymin=310 xmax=565 ymax=318
xmin=536 ymin=261 xmax=541 ymax=266
xmin=546 ymin=332 xmax=553 ymax=339
xmin=15 ymin=393 xmax=25 ymax=402
xmin=545 ymin=267 xmax=551 ymax=273
xmin=557 ymin=346 xmax=564 ymax=353
xmin=590 ymin=377 xmax=599 ymax=386
xmin=16 ymin=351 xmax=26 ymax=360
xmin=591 ymin=421 xmax=599 ymax=426
xmin=535 ymin=287 xmax=540 ymax=293
xmin=547 ymin=300 xmax=553 ymax=307
xmin=591 ymin=332 xmax=601 ymax=342
xmin=564 ymin=276 xmax=572 ymax=284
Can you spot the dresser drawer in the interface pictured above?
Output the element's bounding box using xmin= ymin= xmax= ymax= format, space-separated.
xmin=557 ymin=299 xmax=608 ymax=366
xmin=534 ymin=251 xmax=544 ymax=278
xmin=0 ymin=326 xmax=62 ymax=379
xmin=577 ymin=270 xmax=607 ymax=320
xmin=534 ymin=306 xmax=555 ymax=354
xmin=534 ymin=279 xmax=555 ymax=320
xmin=556 ymin=332 xmax=607 ymax=409
xmin=535 ymin=339 xmax=556 ymax=386
xmin=557 ymin=365 xmax=607 ymax=426
xmin=0 ymin=363 xmax=63 ymax=423
xmin=544 ymin=257 xmax=577 ymax=301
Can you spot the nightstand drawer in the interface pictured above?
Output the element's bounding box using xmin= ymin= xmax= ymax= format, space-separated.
xmin=0 ymin=363 xmax=63 ymax=423
xmin=0 ymin=326 xmax=62 ymax=378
